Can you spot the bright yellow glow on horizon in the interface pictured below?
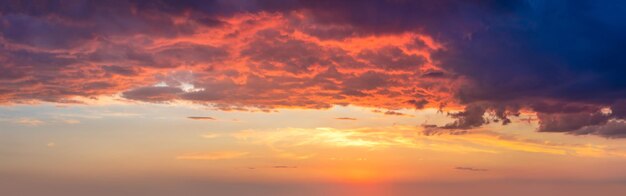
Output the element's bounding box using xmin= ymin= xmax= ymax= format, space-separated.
xmin=4 ymin=104 xmax=626 ymax=195
xmin=226 ymin=126 xmax=626 ymax=159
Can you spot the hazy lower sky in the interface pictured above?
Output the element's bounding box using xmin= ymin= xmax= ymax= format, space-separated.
xmin=2 ymin=1 xmax=626 ymax=195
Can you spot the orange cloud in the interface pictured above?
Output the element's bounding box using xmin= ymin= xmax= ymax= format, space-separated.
xmin=0 ymin=11 xmax=456 ymax=111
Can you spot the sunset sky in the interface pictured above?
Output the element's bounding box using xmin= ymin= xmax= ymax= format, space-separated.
xmin=2 ymin=1 xmax=626 ymax=195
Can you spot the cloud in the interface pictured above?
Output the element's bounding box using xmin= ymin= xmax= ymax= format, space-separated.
xmin=440 ymin=104 xmax=488 ymax=130
xmin=384 ymin=111 xmax=410 ymax=116
xmin=287 ymin=0 xmax=626 ymax=138
xmin=122 ymin=86 xmax=184 ymax=102
xmin=282 ymin=0 xmax=626 ymax=106
xmin=421 ymin=124 xmax=469 ymax=136
xmin=335 ymin=117 xmax=357 ymax=120
xmin=537 ymin=112 xmax=611 ymax=133
xmin=102 ymin=65 xmax=138 ymax=76
xmin=188 ymin=116 xmax=216 ymax=120
xmin=568 ymin=120 xmax=626 ymax=139
xmin=0 ymin=6 xmax=447 ymax=110
xmin=271 ymin=165 xmax=298 ymax=169
xmin=175 ymin=151 xmax=249 ymax=160
xmin=3 ymin=0 xmax=626 ymax=138
xmin=407 ymin=99 xmax=429 ymax=109
xmin=372 ymin=109 xmax=413 ymax=117
xmin=357 ymin=46 xmax=427 ymax=70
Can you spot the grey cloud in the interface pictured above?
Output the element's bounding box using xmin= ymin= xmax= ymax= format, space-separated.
xmin=572 ymin=120 xmax=626 ymax=138
xmin=538 ymin=112 xmax=611 ymax=133
xmin=441 ymin=104 xmax=488 ymax=130
xmin=122 ymin=86 xmax=183 ymax=102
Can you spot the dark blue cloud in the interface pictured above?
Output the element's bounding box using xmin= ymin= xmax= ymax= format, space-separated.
xmin=432 ymin=1 xmax=626 ymax=105
xmin=269 ymin=0 xmax=626 ymax=105
xmin=292 ymin=1 xmax=626 ymax=100
xmin=289 ymin=0 xmax=626 ymax=137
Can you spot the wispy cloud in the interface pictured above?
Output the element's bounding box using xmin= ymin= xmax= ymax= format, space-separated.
xmin=14 ymin=118 xmax=44 ymax=126
xmin=372 ymin=110 xmax=414 ymax=117
xmin=335 ymin=117 xmax=357 ymax=120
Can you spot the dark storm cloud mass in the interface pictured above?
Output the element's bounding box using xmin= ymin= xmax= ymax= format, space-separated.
xmin=2 ymin=0 xmax=626 ymax=138
xmin=292 ymin=1 xmax=626 ymax=97
xmin=295 ymin=0 xmax=626 ymax=138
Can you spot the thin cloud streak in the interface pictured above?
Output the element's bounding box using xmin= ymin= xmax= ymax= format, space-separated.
xmin=187 ymin=116 xmax=216 ymax=120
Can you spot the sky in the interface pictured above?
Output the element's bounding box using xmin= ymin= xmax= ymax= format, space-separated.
xmin=2 ymin=0 xmax=626 ymax=195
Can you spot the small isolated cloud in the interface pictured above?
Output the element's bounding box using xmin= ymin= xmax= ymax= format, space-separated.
xmin=176 ymin=151 xmax=248 ymax=160
xmin=335 ymin=117 xmax=357 ymax=120
xmin=441 ymin=104 xmax=488 ymax=129
xmin=187 ymin=116 xmax=216 ymax=120
xmin=271 ymin=165 xmax=297 ymax=169
xmin=372 ymin=109 xmax=413 ymax=117
xmin=455 ymin=167 xmax=488 ymax=172
xmin=421 ymin=124 xmax=469 ymax=136
xmin=47 ymin=142 xmax=55 ymax=148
